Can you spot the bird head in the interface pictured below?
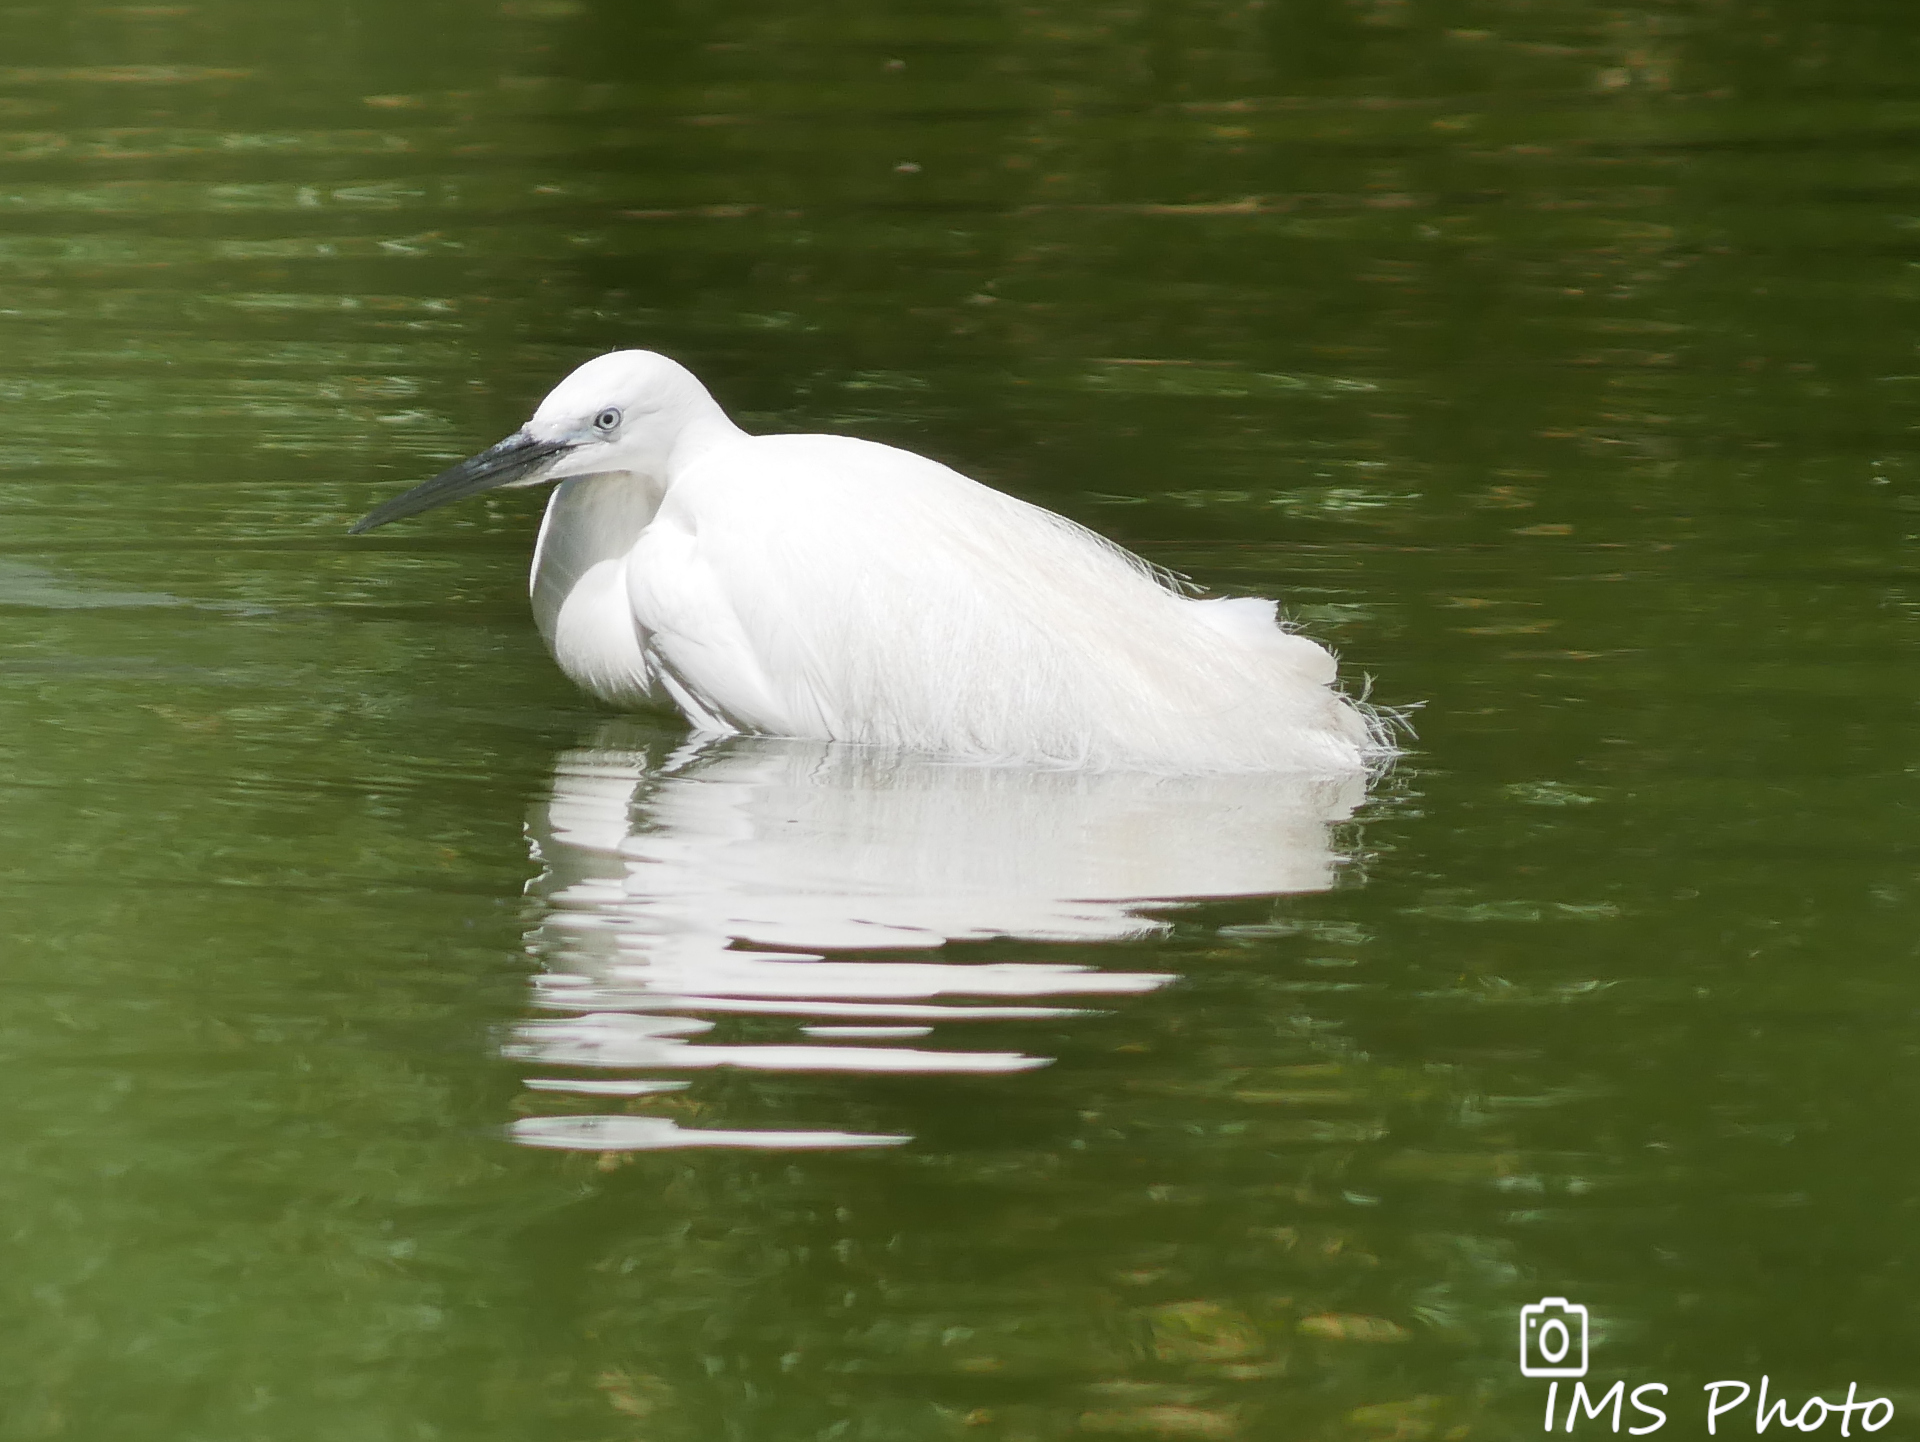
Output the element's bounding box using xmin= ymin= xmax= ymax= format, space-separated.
xmin=348 ymin=349 xmax=731 ymax=534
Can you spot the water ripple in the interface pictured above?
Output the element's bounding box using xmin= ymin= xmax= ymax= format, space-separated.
xmin=513 ymin=724 xmax=1365 ymax=1151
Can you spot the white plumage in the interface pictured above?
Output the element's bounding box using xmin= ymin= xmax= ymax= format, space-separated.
xmin=354 ymin=350 xmax=1384 ymax=774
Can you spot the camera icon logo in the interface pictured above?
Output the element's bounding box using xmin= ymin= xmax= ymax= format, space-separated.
xmin=1519 ymin=1297 xmax=1589 ymax=1377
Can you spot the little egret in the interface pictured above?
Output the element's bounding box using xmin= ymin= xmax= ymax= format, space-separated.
xmin=351 ymin=350 xmax=1384 ymax=772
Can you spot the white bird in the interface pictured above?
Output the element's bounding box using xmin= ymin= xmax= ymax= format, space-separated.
xmin=352 ymin=350 xmax=1385 ymax=773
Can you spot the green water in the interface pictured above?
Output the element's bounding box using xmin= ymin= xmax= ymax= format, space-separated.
xmin=2 ymin=1 xmax=1916 ymax=1438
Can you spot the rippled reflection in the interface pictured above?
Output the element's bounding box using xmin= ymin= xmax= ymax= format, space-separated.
xmin=511 ymin=721 xmax=1366 ymax=1151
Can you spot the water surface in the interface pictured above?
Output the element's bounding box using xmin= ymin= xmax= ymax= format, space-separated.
xmin=1 ymin=2 xmax=1915 ymax=1439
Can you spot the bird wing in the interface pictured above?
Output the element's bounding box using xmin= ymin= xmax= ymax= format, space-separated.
xmin=630 ymin=433 xmax=1126 ymax=747
xmin=628 ymin=433 xmax=1365 ymax=770
xmin=625 ymin=497 xmax=800 ymax=735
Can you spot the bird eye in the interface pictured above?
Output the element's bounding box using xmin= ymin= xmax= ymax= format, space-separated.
xmin=593 ymin=407 xmax=621 ymax=432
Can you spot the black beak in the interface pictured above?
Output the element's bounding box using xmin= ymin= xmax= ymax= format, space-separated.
xmin=348 ymin=431 xmax=575 ymax=534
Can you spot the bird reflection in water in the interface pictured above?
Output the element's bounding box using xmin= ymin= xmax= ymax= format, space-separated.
xmin=508 ymin=721 xmax=1366 ymax=1153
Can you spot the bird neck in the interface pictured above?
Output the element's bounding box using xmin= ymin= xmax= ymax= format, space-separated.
xmin=664 ymin=405 xmax=749 ymax=479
